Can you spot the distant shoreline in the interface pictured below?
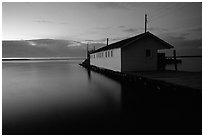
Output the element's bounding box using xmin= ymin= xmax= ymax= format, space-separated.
xmin=3 ymin=59 xmax=31 ymax=61
xmin=2 ymin=57 xmax=85 ymax=61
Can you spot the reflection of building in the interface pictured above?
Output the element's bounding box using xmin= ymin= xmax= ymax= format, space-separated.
xmin=90 ymin=32 xmax=174 ymax=72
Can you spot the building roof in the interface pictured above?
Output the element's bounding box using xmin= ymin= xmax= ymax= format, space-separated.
xmin=90 ymin=31 xmax=174 ymax=54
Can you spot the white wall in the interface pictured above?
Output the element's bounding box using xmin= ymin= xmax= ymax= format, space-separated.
xmin=90 ymin=48 xmax=121 ymax=72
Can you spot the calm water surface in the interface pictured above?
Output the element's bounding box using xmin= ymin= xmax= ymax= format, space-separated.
xmin=2 ymin=60 xmax=201 ymax=135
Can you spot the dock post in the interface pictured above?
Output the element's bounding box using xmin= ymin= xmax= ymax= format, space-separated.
xmin=173 ymin=50 xmax=177 ymax=71
xmin=86 ymin=43 xmax=90 ymax=68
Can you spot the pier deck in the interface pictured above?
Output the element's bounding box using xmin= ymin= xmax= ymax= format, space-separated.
xmin=130 ymin=71 xmax=202 ymax=90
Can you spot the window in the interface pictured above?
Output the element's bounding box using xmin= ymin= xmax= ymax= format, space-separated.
xmin=146 ymin=49 xmax=151 ymax=57
xmin=110 ymin=50 xmax=113 ymax=57
xmin=107 ymin=51 xmax=110 ymax=57
xmin=105 ymin=52 xmax=107 ymax=57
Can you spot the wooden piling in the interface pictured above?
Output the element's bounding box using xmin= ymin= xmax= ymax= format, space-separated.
xmin=173 ymin=50 xmax=177 ymax=71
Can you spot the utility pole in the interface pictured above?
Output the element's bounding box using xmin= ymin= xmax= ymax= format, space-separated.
xmin=106 ymin=38 xmax=109 ymax=46
xmin=145 ymin=14 xmax=147 ymax=33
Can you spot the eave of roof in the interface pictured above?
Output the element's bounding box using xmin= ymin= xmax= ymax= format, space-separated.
xmin=90 ymin=31 xmax=174 ymax=54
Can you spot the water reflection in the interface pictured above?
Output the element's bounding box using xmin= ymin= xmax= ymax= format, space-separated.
xmin=87 ymin=68 xmax=91 ymax=81
xmin=120 ymin=79 xmax=201 ymax=135
xmin=2 ymin=61 xmax=201 ymax=135
xmin=3 ymin=61 xmax=122 ymax=134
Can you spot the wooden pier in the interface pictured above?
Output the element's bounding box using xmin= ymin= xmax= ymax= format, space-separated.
xmin=130 ymin=71 xmax=201 ymax=90
xmin=79 ymin=63 xmax=201 ymax=94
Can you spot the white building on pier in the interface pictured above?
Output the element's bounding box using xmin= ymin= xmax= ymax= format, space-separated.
xmin=90 ymin=32 xmax=174 ymax=72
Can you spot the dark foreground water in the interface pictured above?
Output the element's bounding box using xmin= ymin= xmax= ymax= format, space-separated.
xmin=2 ymin=60 xmax=202 ymax=135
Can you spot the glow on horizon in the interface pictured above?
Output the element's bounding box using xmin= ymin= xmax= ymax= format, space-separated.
xmin=2 ymin=2 xmax=202 ymax=42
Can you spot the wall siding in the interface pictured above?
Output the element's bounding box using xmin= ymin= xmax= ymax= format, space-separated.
xmin=121 ymin=36 xmax=165 ymax=72
xmin=90 ymin=48 xmax=121 ymax=72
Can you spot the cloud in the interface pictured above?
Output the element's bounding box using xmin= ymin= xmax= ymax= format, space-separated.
xmin=121 ymin=26 xmax=166 ymax=33
xmin=94 ymin=26 xmax=113 ymax=30
xmin=66 ymin=41 xmax=82 ymax=47
xmin=180 ymin=32 xmax=190 ymax=37
xmin=2 ymin=39 xmax=87 ymax=58
xmin=189 ymin=27 xmax=202 ymax=32
xmin=33 ymin=20 xmax=54 ymax=24
xmin=27 ymin=39 xmax=84 ymax=48
xmin=160 ymin=32 xmax=202 ymax=51
xmin=33 ymin=20 xmax=70 ymax=25
xmin=91 ymin=2 xmax=146 ymax=10
xmin=83 ymin=37 xmax=128 ymax=44
xmin=148 ymin=27 xmax=168 ymax=32
xmin=118 ymin=25 xmax=126 ymax=28
xmin=59 ymin=22 xmax=69 ymax=25
xmin=167 ymin=35 xmax=186 ymax=41
xmin=110 ymin=37 xmax=128 ymax=42
xmin=123 ymin=28 xmax=138 ymax=33
xmin=27 ymin=41 xmax=37 ymax=46
xmin=174 ymin=38 xmax=202 ymax=56
xmin=178 ymin=39 xmax=202 ymax=49
xmin=160 ymin=32 xmax=189 ymax=41
xmin=92 ymin=2 xmax=128 ymax=10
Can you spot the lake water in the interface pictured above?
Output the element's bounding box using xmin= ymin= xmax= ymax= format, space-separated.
xmin=2 ymin=60 xmax=202 ymax=135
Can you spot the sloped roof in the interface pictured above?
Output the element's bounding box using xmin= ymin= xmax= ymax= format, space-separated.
xmin=90 ymin=32 xmax=174 ymax=54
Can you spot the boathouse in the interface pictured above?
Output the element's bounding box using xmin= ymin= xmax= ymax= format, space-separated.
xmin=89 ymin=31 xmax=174 ymax=72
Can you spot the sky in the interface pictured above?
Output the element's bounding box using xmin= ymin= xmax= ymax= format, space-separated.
xmin=2 ymin=2 xmax=202 ymax=57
